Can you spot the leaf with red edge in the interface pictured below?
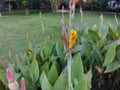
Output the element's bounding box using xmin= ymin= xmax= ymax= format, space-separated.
xmin=61 ymin=21 xmax=68 ymax=48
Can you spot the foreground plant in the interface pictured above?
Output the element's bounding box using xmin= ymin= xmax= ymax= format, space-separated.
xmin=6 ymin=67 xmax=26 ymax=90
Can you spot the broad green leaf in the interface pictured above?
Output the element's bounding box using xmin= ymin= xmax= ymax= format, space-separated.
xmin=65 ymin=84 xmax=70 ymax=90
xmin=81 ymin=38 xmax=91 ymax=59
xmin=48 ymin=63 xmax=58 ymax=86
xmin=92 ymin=43 xmax=103 ymax=62
xmin=40 ymin=48 xmax=45 ymax=61
xmin=16 ymin=55 xmax=28 ymax=78
xmin=49 ymin=55 xmax=58 ymax=63
xmin=109 ymin=26 xmax=119 ymax=40
xmin=116 ymin=24 xmax=120 ymax=37
xmin=72 ymin=53 xmax=88 ymax=90
xmin=85 ymin=70 xmax=92 ymax=90
xmin=0 ymin=67 xmax=8 ymax=86
xmin=103 ymin=42 xmax=117 ymax=66
xmin=41 ymin=72 xmax=53 ymax=90
xmin=56 ymin=41 xmax=66 ymax=66
xmin=74 ymin=77 xmax=88 ymax=90
xmin=14 ymin=73 xmax=21 ymax=80
xmin=54 ymin=74 xmax=67 ymax=90
xmin=98 ymin=38 xmax=107 ymax=48
xmin=42 ymin=42 xmax=54 ymax=60
xmin=71 ymin=53 xmax=84 ymax=84
xmin=28 ymin=42 xmax=34 ymax=52
xmin=82 ymin=23 xmax=88 ymax=34
xmin=105 ymin=62 xmax=120 ymax=73
xmin=88 ymin=29 xmax=100 ymax=42
xmin=41 ymin=62 xmax=49 ymax=75
xmin=40 ymin=71 xmax=46 ymax=85
xmin=116 ymin=47 xmax=120 ymax=61
xmin=99 ymin=25 xmax=108 ymax=39
xmin=72 ymin=45 xmax=82 ymax=53
xmin=29 ymin=57 xmax=39 ymax=82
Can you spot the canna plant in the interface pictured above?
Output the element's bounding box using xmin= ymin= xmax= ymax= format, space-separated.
xmin=0 ymin=0 xmax=120 ymax=90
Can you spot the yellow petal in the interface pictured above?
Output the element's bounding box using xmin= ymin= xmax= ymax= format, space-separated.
xmin=69 ymin=29 xmax=77 ymax=50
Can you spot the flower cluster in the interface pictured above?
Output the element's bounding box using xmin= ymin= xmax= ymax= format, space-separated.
xmin=6 ymin=67 xmax=26 ymax=90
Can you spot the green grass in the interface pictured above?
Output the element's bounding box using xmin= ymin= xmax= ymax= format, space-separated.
xmin=0 ymin=12 xmax=119 ymax=66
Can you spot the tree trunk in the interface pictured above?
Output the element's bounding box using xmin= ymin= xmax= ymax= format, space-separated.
xmin=49 ymin=0 xmax=59 ymax=13
xmin=16 ymin=2 xmax=20 ymax=10
xmin=8 ymin=1 xmax=12 ymax=12
xmin=25 ymin=8 xmax=29 ymax=15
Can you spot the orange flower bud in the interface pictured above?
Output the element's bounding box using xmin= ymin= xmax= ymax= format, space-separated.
xmin=74 ymin=0 xmax=79 ymax=4
xmin=82 ymin=0 xmax=87 ymax=3
xmin=69 ymin=29 xmax=77 ymax=50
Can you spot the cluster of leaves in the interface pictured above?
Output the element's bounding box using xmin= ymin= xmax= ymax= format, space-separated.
xmin=0 ymin=39 xmax=89 ymax=90
xmin=76 ymin=15 xmax=120 ymax=89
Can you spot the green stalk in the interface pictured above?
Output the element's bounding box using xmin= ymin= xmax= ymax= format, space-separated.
xmin=67 ymin=50 xmax=73 ymax=90
xmin=99 ymin=13 xmax=103 ymax=35
xmin=39 ymin=12 xmax=45 ymax=34
xmin=68 ymin=0 xmax=74 ymax=90
xmin=80 ymin=6 xmax=83 ymax=26
xmin=115 ymin=14 xmax=119 ymax=25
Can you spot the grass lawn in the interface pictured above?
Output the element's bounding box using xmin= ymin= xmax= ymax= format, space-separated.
xmin=0 ymin=12 xmax=119 ymax=66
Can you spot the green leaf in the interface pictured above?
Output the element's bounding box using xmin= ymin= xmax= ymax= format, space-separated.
xmin=29 ymin=57 xmax=39 ymax=82
xmin=109 ymin=26 xmax=119 ymax=40
xmin=65 ymin=84 xmax=70 ymax=90
xmin=116 ymin=47 xmax=120 ymax=61
xmin=71 ymin=53 xmax=88 ymax=90
xmin=56 ymin=41 xmax=66 ymax=66
xmin=54 ymin=74 xmax=67 ymax=90
xmin=103 ymin=42 xmax=117 ymax=66
xmin=88 ymin=29 xmax=100 ymax=42
xmin=99 ymin=25 xmax=108 ymax=39
xmin=0 ymin=67 xmax=8 ymax=86
xmin=85 ymin=70 xmax=92 ymax=90
xmin=16 ymin=55 xmax=28 ymax=78
xmin=40 ymin=48 xmax=45 ymax=61
xmin=74 ymin=77 xmax=88 ymax=90
xmin=81 ymin=38 xmax=91 ymax=59
xmin=71 ymin=53 xmax=84 ymax=84
xmin=40 ymin=71 xmax=46 ymax=85
xmin=105 ymin=62 xmax=120 ymax=73
xmin=41 ymin=72 xmax=53 ymax=90
xmin=72 ymin=45 xmax=82 ymax=53
xmin=116 ymin=24 xmax=120 ymax=37
xmin=43 ymin=42 xmax=54 ymax=60
xmin=41 ymin=62 xmax=49 ymax=75
xmin=49 ymin=55 xmax=58 ymax=63
xmin=48 ymin=63 xmax=58 ymax=86
xmin=92 ymin=43 xmax=103 ymax=62
xmin=82 ymin=23 xmax=88 ymax=34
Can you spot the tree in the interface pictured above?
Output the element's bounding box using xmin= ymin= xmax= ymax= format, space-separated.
xmin=20 ymin=0 xmax=30 ymax=15
xmin=4 ymin=0 xmax=16 ymax=12
xmin=49 ymin=0 xmax=60 ymax=12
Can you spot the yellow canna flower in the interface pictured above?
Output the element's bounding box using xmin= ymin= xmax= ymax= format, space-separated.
xmin=69 ymin=29 xmax=77 ymax=50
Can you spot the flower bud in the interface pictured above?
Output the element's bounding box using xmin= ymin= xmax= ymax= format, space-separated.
xmin=69 ymin=29 xmax=77 ymax=50
xmin=6 ymin=67 xmax=15 ymax=83
xmin=21 ymin=77 xmax=26 ymax=90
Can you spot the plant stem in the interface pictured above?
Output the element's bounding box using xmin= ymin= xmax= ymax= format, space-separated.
xmin=68 ymin=0 xmax=74 ymax=90
xmin=69 ymin=0 xmax=72 ymax=29
xmin=68 ymin=50 xmax=73 ymax=90
xmin=39 ymin=12 xmax=45 ymax=34
xmin=115 ymin=14 xmax=118 ymax=25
